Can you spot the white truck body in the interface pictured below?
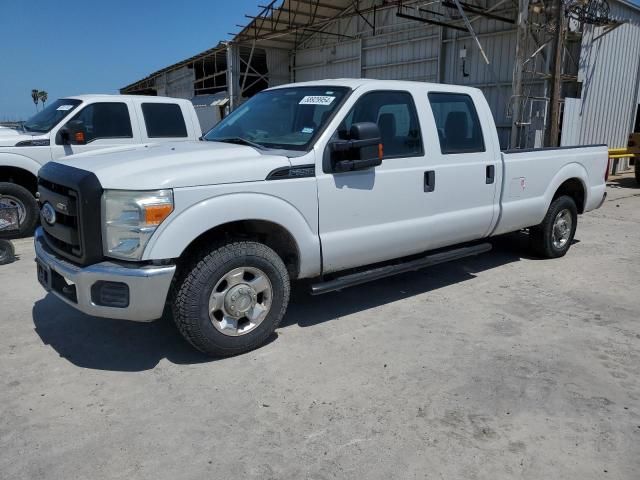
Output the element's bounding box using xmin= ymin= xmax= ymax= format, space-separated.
xmin=0 ymin=94 xmax=201 ymax=235
xmin=0 ymin=94 xmax=201 ymax=175
xmin=33 ymin=79 xmax=608 ymax=356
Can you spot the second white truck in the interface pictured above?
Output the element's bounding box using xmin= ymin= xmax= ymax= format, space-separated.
xmin=0 ymin=95 xmax=202 ymax=236
xmin=34 ymin=79 xmax=608 ymax=356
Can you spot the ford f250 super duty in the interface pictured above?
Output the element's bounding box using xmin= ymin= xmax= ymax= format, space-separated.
xmin=0 ymin=95 xmax=202 ymax=236
xmin=33 ymin=79 xmax=608 ymax=357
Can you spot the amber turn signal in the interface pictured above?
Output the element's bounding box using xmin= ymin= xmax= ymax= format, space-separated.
xmin=143 ymin=203 xmax=173 ymax=225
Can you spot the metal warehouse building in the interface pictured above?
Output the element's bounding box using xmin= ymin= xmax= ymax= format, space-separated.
xmin=121 ymin=0 xmax=640 ymax=153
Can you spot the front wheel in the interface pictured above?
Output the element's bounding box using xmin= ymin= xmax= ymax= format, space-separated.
xmin=0 ymin=182 xmax=39 ymax=238
xmin=530 ymin=195 xmax=578 ymax=259
xmin=172 ymin=241 xmax=290 ymax=357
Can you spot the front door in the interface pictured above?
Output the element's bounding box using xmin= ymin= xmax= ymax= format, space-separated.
xmin=316 ymin=89 xmax=431 ymax=274
xmin=50 ymin=101 xmax=137 ymax=159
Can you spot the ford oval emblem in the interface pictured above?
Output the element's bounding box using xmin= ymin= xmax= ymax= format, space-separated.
xmin=41 ymin=203 xmax=56 ymax=225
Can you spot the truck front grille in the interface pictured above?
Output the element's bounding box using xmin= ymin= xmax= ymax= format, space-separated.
xmin=37 ymin=162 xmax=104 ymax=266
xmin=38 ymin=179 xmax=83 ymax=258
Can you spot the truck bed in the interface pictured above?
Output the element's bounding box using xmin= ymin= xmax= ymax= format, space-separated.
xmin=492 ymin=144 xmax=608 ymax=236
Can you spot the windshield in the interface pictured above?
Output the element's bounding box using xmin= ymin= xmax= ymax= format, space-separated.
xmin=23 ymin=98 xmax=82 ymax=133
xmin=204 ymin=86 xmax=350 ymax=151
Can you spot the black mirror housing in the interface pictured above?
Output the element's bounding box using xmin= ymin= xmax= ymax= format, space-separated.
xmin=330 ymin=122 xmax=382 ymax=172
xmin=57 ymin=121 xmax=87 ymax=146
xmin=58 ymin=127 xmax=71 ymax=145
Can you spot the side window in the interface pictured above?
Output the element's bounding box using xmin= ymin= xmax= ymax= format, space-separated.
xmin=428 ymin=93 xmax=485 ymax=154
xmin=337 ymin=91 xmax=423 ymax=158
xmin=66 ymin=102 xmax=132 ymax=143
xmin=142 ymin=103 xmax=188 ymax=138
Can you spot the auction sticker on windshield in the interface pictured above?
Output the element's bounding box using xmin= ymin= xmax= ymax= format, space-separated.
xmin=299 ymin=96 xmax=335 ymax=106
xmin=56 ymin=105 xmax=74 ymax=111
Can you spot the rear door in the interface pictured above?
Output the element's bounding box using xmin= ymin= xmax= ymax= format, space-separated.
xmin=422 ymin=91 xmax=499 ymax=248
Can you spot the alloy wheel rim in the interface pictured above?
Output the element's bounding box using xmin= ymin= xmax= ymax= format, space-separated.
xmin=0 ymin=195 xmax=27 ymax=225
xmin=208 ymin=266 xmax=273 ymax=336
xmin=552 ymin=209 xmax=572 ymax=249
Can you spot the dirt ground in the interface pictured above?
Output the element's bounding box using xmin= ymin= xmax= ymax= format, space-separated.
xmin=1 ymin=174 xmax=639 ymax=480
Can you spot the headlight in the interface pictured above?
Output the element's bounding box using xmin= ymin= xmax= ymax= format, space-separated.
xmin=102 ymin=189 xmax=173 ymax=260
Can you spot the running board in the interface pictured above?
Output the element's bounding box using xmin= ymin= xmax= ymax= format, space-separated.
xmin=310 ymin=243 xmax=492 ymax=295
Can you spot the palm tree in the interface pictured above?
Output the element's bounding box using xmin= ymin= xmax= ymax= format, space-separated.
xmin=38 ymin=91 xmax=48 ymax=108
xmin=31 ymin=89 xmax=39 ymax=111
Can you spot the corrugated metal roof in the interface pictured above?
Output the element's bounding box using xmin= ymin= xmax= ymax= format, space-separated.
xmin=121 ymin=43 xmax=227 ymax=92
xmin=232 ymin=0 xmax=360 ymax=49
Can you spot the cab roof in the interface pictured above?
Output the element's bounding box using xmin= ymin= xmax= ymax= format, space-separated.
xmin=268 ymin=78 xmax=481 ymax=94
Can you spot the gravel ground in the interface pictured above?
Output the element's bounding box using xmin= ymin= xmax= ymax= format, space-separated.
xmin=1 ymin=175 xmax=639 ymax=480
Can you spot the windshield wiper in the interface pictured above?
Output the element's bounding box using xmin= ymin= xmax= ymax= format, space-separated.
xmin=211 ymin=137 xmax=265 ymax=150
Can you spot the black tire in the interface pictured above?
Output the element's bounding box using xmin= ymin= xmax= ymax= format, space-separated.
xmin=0 ymin=239 xmax=15 ymax=265
xmin=530 ymin=195 xmax=578 ymax=259
xmin=0 ymin=182 xmax=39 ymax=238
xmin=635 ymin=158 xmax=640 ymax=185
xmin=172 ymin=241 xmax=290 ymax=357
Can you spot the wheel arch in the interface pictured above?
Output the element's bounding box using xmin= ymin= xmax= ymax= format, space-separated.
xmin=0 ymin=156 xmax=41 ymax=194
xmin=143 ymin=192 xmax=322 ymax=279
xmin=553 ymin=177 xmax=586 ymax=213
xmin=544 ymin=163 xmax=589 ymax=215
xmin=179 ymin=219 xmax=302 ymax=279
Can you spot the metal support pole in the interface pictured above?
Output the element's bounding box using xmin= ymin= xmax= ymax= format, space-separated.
xmin=226 ymin=42 xmax=239 ymax=111
xmin=547 ymin=0 xmax=566 ymax=147
xmin=510 ymin=0 xmax=529 ymax=149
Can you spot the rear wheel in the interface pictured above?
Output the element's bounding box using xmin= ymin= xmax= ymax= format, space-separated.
xmin=172 ymin=241 xmax=290 ymax=357
xmin=0 ymin=182 xmax=39 ymax=238
xmin=530 ymin=195 xmax=578 ymax=259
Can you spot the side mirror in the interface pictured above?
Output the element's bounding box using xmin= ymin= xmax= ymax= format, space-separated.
xmin=57 ymin=121 xmax=87 ymax=145
xmin=330 ymin=122 xmax=383 ymax=172
xmin=58 ymin=127 xmax=71 ymax=145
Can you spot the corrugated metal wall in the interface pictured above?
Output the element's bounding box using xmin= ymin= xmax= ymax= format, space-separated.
xmin=289 ymin=2 xmax=527 ymax=148
xmin=155 ymin=66 xmax=195 ymax=99
xmin=286 ymin=0 xmax=640 ymax=151
xmin=576 ymin=4 xmax=640 ymax=149
xmin=294 ymin=39 xmax=361 ymax=82
xmin=265 ymin=48 xmax=291 ymax=86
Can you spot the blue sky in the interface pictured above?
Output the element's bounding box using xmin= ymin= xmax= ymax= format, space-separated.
xmin=2 ymin=0 xmax=639 ymax=120
xmin=0 ymin=0 xmax=262 ymax=120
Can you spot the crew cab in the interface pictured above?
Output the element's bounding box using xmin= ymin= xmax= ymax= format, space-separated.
xmin=34 ymin=79 xmax=608 ymax=357
xmin=0 ymin=95 xmax=202 ymax=236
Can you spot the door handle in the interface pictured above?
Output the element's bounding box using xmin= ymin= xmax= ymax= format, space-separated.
xmin=424 ymin=170 xmax=435 ymax=192
xmin=486 ymin=165 xmax=495 ymax=184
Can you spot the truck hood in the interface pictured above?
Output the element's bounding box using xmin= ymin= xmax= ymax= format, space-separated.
xmin=0 ymin=127 xmax=47 ymax=147
xmin=56 ymin=141 xmax=292 ymax=190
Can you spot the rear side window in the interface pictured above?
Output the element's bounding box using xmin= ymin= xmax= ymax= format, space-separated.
xmin=337 ymin=91 xmax=422 ymax=158
xmin=428 ymin=93 xmax=485 ymax=154
xmin=142 ymin=103 xmax=188 ymax=138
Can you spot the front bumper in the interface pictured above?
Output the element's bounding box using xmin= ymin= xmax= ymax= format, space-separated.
xmin=34 ymin=228 xmax=176 ymax=322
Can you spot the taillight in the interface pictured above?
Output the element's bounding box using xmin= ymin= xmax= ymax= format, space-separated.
xmin=605 ymin=157 xmax=610 ymax=181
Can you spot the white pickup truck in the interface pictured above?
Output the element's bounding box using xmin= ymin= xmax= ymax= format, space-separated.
xmin=0 ymin=95 xmax=202 ymax=236
xmin=34 ymin=79 xmax=608 ymax=357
